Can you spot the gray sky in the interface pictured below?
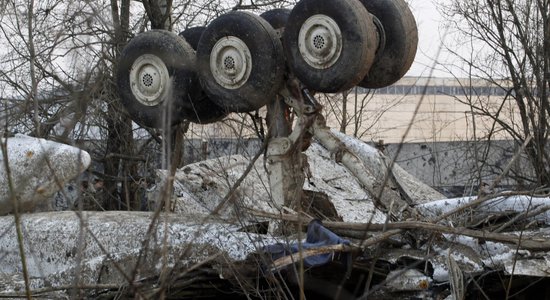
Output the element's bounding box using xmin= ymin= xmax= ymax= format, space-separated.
xmin=407 ymin=0 xmax=450 ymax=78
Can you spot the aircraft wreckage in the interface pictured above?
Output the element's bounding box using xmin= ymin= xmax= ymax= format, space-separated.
xmin=2 ymin=0 xmax=550 ymax=298
xmin=2 ymin=133 xmax=550 ymax=299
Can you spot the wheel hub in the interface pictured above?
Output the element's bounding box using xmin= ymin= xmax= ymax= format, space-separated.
xmin=298 ymin=14 xmax=342 ymax=69
xmin=210 ymin=36 xmax=252 ymax=89
xmin=129 ymin=54 xmax=169 ymax=106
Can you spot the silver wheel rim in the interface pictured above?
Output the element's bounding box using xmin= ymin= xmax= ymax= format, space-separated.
xmin=298 ymin=14 xmax=342 ymax=69
xmin=210 ymin=36 xmax=252 ymax=90
xmin=129 ymin=54 xmax=169 ymax=106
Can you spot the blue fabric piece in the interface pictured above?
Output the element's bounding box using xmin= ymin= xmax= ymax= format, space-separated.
xmin=264 ymin=220 xmax=350 ymax=267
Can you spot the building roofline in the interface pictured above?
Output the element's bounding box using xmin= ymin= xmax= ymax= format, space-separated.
xmin=395 ymin=76 xmax=511 ymax=87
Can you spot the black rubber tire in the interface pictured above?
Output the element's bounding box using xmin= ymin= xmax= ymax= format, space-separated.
xmin=261 ymin=8 xmax=293 ymax=77
xmin=197 ymin=11 xmax=285 ymax=112
xmin=116 ymin=30 xmax=194 ymax=129
xmin=179 ymin=27 xmax=228 ymax=124
xmin=178 ymin=26 xmax=206 ymax=49
xmin=283 ymin=0 xmax=378 ymax=93
xmin=260 ymin=8 xmax=291 ymax=31
xmin=357 ymin=0 xmax=418 ymax=89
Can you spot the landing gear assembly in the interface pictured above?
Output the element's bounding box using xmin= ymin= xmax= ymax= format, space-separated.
xmin=116 ymin=0 xmax=418 ymax=208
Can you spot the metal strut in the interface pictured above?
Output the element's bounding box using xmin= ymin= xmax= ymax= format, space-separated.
xmin=265 ymin=79 xmax=320 ymax=210
xmin=266 ymin=79 xmax=411 ymax=218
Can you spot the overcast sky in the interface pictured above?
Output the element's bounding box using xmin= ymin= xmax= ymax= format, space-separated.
xmin=407 ymin=0 xmax=451 ymax=78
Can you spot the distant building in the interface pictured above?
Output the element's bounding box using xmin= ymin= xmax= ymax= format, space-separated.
xmin=186 ymin=77 xmax=514 ymax=144
xmin=325 ymin=76 xmax=514 ymax=143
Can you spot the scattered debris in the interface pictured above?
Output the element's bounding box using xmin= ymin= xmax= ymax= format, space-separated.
xmin=2 ymin=135 xmax=550 ymax=298
xmin=152 ymin=141 xmax=442 ymax=224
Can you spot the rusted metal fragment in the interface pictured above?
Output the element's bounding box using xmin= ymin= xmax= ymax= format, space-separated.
xmin=384 ymin=268 xmax=432 ymax=291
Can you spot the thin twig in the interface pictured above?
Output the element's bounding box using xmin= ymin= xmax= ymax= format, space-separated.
xmin=493 ymin=204 xmax=550 ymax=233
xmin=249 ymin=210 xmax=550 ymax=250
xmin=211 ymin=138 xmax=268 ymax=215
xmin=0 ymin=136 xmax=31 ymax=299
xmin=270 ymin=244 xmax=356 ymax=271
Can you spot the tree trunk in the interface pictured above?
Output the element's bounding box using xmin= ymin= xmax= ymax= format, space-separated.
xmin=103 ymin=0 xmax=137 ymax=210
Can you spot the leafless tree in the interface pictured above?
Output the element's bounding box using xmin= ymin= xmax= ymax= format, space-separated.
xmin=319 ymin=89 xmax=408 ymax=142
xmin=442 ymin=0 xmax=550 ymax=187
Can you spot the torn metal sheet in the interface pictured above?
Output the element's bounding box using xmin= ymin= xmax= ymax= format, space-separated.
xmin=153 ymin=136 xmax=445 ymax=224
xmin=375 ymin=228 xmax=550 ymax=283
xmin=153 ymin=143 xmax=391 ymax=223
xmin=502 ymin=257 xmax=550 ymax=277
xmin=429 ymin=239 xmax=484 ymax=282
xmin=418 ymin=195 xmax=550 ymax=223
xmin=0 ymin=134 xmax=90 ymax=215
xmin=332 ymin=130 xmax=445 ymax=204
xmin=0 ymin=211 xmax=280 ymax=291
